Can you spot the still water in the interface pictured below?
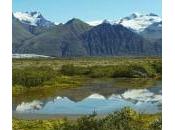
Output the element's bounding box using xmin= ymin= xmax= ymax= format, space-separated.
xmin=13 ymin=78 xmax=162 ymax=118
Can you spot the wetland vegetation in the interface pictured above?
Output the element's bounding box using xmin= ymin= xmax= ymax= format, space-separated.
xmin=12 ymin=57 xmax=162 ymax=130
xmin=13 ymin=57 xmax=161 ymax=94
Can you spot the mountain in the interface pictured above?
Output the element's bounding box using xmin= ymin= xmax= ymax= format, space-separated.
xmin=13 ymin=11 xmax=54 ymax=27
xmin=87 ymin=13 xmax=162 ymax=41
xmin=12 ymin=12 xmax=162 ymax=57
xmin=13 ymin=19 xmax=161 ymax=56
xmin=118 ymin=13 xmax=162 ymax=42
xmin=87 ymin=13 xmax=161 ymax=33
xmin=81 ymin=23 xmax=160 ymax=56
xmin=12 ymin=15 xmax=34 ymax=53
xmin=117 ymin=13 xmax=161 ymax=33
xmin=140 ymin=21 xmax=162 ymax=41
xmin=13 ymin=12 xmax=55 ymax=35
xmin=15 ymin=18 xmax=92 ymax=56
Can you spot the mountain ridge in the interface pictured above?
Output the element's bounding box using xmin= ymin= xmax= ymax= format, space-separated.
xmin=12 ymin=12 xmax=162 ymax=57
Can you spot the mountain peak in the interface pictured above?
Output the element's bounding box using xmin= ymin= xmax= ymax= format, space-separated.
xmin=122 ymin=13 xmax=141 ymax=20
xmin=102 ymin=19 xmax=111 ymax=24
xmin=67 ymin=18 xmax=81 ymax=22
xmin=146 ymin=13 xmax=159 ymax=17
xmin=118 ymin=13 xmax=161 ymax=33
xmin=66 ymin=18 xmax=87 ymax=25
xmin=29 ymin=11 xmax=44 ymax=19
xmin=129 ymin=12 xmax=141 ymax=18
xmin=13 ymin=11 xmax=54 ymax=27
xmin=30 ymin=11 xmax=41 ymax=15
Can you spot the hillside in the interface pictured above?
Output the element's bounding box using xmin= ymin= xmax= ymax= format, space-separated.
xmin=12 ymin=12 xmax=162 ymax=57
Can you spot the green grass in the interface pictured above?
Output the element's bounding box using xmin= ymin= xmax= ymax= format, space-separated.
xmin=12 ymin=57 xmax=161 ymax=95
xmin=13 ymin=107 xmax=162 ymax=130
xmin=12 ymin=57 xmax=161 ymax=70
xmin=13 ymin=75 xmax=87 ymax=95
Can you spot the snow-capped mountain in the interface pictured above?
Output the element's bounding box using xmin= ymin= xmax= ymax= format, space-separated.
xmin=140 ymin=21 xmax=162 ymax=40
xmin=117 ymin=13 xmax=162 ymax=33
xmin=13 ymin=11 xmax=162 ymax=56
xmin=13 ymin=11 xmax=54 ymax=27
xmin=87 ymin=13 xmax=162 ymax=33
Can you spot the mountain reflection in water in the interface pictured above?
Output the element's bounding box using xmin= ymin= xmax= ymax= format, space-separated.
xmin=15 ymin=87 xmax=162 ymax=115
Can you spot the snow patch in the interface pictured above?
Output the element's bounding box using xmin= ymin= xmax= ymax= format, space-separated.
xmin=87 ymin=13 xmax=161 ymax=33
xmin=87 ymin=20 xmax=103 ymax=26
xmin=118 ymin=13 xmax=161 ymax=32
xmin=13 ymin=11 xmax=54 ymax=27
xmin=14 ymin=12 xmax=41 ymax=26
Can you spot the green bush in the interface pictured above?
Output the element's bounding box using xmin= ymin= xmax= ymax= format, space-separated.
xmin=112 ymin=65 xmax=133 ymax=78
xmin=76 ymin=115 xmax=99 ymax=130
xmin=149 ymin=118 xmax=162 ymax=130
xmin=150 ymin=61 xmax=162 ymax=74
xmin=61 ymin=64 xmax=90 ymax=76
xmin=88 ymin=66 xmax=114 ymax=78
xmin=101 ymin=107 xmax=142 ymax=130
xmin=13 ymin=66 xmax=56 ymax=87
xmin=60 ymin=61 xmax=161 ymax=78
xmin=13 ymin=107 xmax=162 ymax=130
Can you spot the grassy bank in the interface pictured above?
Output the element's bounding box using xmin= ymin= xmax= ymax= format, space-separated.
xmin=13 ymin=57 xmax=161 ymax=95
xmin=13 ymin=75 xmax=87 ymax=95
xmin=13 ymin=107 xmax=161 ymax=130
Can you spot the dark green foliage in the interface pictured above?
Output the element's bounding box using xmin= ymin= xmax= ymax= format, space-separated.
xmin=74 ymin=107 xmax=161 ymax=130
xmin=61 ymin=64 xmax=90 ymax=76
xmin=60 ymin=63 xmax=161 ymax=78
xmin=150 ymin=60 xmax=162 ymax=74
xmin=13 ymin=107 xmax=162 ymax=130
xmin=88 ymin=66 xmax=114 ymax=78
xmin=100 ymin=107 xmax=141 ymax=130
xmin=57 ymin=118 xmax=78 ymax=130
xmin=13 ymin=58 xmax=162 ymax=89
xmin=76 ymin=116 xmax=99 ymax=130
xmin=13 ymin=66 xmax=56 ymax=87
xmin=112 ymin=64 xmax=153 ymax=78
xmin=149 ymin=118 xmax=162 ymax=130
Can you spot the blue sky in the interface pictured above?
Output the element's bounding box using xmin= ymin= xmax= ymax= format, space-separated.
xmin=13 ymin=0 xmax=162 ymax=23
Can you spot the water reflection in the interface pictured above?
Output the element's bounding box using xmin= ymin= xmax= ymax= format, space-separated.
xmin=13 ymin=78 xmax=160 ymax=104
xmin=15 ymin=87 xmax=161 ymax=115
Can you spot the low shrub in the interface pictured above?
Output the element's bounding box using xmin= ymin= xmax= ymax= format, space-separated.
xmin=149 ymin=118 xmax=162 ymax=130
xmin=150 ymin=61 xmax=162 ymax=74
xmin=60 ymin=63 xmax=161 ymax=78
xmin=13 ymin=66 xmax=56 ymax=87
xmin=61 ymin=64 xmax=90 ymax=76
xmin=88 ymin=66 xmax=114 ymax=78
xmin=13 ymin=107 xmax=162 ymax=130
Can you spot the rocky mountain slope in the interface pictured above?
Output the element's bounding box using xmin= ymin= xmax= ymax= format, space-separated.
xmin=12 ymin=12 xmax=162 ymax=57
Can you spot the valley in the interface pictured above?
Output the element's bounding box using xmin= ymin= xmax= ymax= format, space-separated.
xmin=12 ymin=10 xmax=162 ymax=130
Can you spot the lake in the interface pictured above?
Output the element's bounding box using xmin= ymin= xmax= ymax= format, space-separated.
xmin=13 ymin=78 xmax=162 ymax=119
